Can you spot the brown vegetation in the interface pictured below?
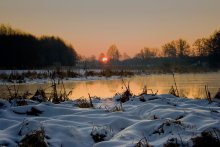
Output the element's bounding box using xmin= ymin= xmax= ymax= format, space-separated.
xmin=191 ymin=129 xmax=220 ymax=147
xmin=75 ymin=98 xmax=94 ymax=108
xmin=119 ymin=79 xmax=132 ymax=103
xmin=19 ymin=128 xmax=48 ymax=147
xmin=136 ymin=137 xmax=152 ymax=147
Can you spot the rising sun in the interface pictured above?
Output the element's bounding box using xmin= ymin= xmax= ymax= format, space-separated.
xmin=101 ymin=57 xmax=109 ymax=63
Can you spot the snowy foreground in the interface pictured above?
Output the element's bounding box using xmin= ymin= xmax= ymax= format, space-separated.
xmin=0 ymin=95 xmax=220 ymax=147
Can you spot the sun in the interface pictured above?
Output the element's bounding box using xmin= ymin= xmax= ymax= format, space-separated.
xmin=101 ymin=57 xmax=109 ymax=63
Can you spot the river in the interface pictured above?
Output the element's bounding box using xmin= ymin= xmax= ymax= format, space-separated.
xmin=0 ymin=72 xmax=220 ymax=99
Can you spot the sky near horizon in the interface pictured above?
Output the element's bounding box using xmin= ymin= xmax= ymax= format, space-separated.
xmin=0 ymin=0 xmax=220 ymax=57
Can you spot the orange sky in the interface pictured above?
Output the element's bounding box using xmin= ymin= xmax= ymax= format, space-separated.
xmin=1 ymin=0 xmax=220 ymax=57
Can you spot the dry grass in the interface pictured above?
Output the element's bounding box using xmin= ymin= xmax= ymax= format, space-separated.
xmin=84 ymin=69 xmax=134 ymax=78
xmin=3 ymin=77 xmax=72 ymax=104
xmin=5 ymin=84 xmax=31 ymax=106
xmin=19 ymin=128 xmax=48 ymax=147
xmin=139 ymin=85 xmax=158 ymax=97
xmin=152 ymin=120 xmax=183 ymax=135
xmin=75 ymin=98 xmax=93 ymax=108
xmin=105 ymin=103 xmax=124 ymax=112
xmin=0 ymin=70 xmax=81 ymax=83
xmin=31 ymin=89 xmax=47 ymax=102
xmin=135 ymin=137 xmax=152 ymax=147
xmin=205 ymin=85 xmax=212 ymax=103
xmin=48 ymin=78 xmax=71 ymax=103
xmin=119 ymin=79 xmax=132 ymax=103
xmin=169 ymin=86 xmax=179 ymax=97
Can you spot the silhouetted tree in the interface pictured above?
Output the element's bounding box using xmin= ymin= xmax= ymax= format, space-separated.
xmin=176 ymin=39 xmax=190 ymax=57
xmin=162 ymin=41 xmax=177 ymax=57
xmin=193 ymin=38 xmax=210 ymax=56
xmin=162 ymin=39 xmax=190 ymax=57
xmin=106 ymin=44 xmax=120 ymax=61
xmin=208 ymin=30 xmax=220 ymax=67
xmin=135 ymin=47 xmax=157 ymax=59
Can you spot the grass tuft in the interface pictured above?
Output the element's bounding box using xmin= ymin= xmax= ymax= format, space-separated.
xmin=19 ymin=128 xmax=48 ymax=147
xmin=75 ymin=98 xmax=93 ymax=108
xmin=136 ymin=137 xmax=152 ymax=147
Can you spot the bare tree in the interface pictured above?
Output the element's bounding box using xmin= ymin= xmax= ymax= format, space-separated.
xmin=135 ymin=47 xmax=157 ymax=59
xmin=193 ymin=38 xmax=209 ymax=56
xmin=176 ymin=39 xmax=190 ymax=57
xmin=162 ymin=39 xmax=190 ymax=57
xmin=162 ymin=41 xmax=177 ymax=57
xmin=106 ymin=44 xmax=121 ymax=61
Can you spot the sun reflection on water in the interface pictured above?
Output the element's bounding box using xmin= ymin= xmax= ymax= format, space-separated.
xmin=0 ymin=72 xmax=219 ymax=99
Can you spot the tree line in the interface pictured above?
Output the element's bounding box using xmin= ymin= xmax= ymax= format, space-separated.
xmin=94 ymin=30 xmax=220 ymax=70
xmin=0 ymin=24 xmax=219 ymax=70
xmin=0 ymin=24 xmax=78 ymax=69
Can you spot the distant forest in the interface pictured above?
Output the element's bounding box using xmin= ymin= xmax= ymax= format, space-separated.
xmin=0 ymin=24 xmax=220 ymax=71
xmin=85 ymin=29 xmax=220 ymax=72
xmin=0 ymin=24 xmax=78 ymax=69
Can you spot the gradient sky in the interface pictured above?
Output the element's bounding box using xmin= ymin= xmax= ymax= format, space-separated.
xmin=1 ymin=0 xmax=220 ymax=57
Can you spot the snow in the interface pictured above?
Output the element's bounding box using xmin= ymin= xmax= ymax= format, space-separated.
xmin=0 ymin=95 xmax=220 ymax=147
xmin=0 ymin=69 xmax=130 ymax=85
xmin=0 ymin=76 xmax=125 ymax=85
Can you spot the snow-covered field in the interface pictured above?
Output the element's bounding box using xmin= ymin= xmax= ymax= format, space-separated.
xmin=0 ymin=95 xmax=220 ymax=147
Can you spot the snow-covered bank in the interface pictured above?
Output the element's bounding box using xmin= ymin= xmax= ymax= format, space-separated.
xmin=0 ymin=76 xmax=126 ymax=85
xmin=0 ymin=69 xmax=136 ymax=85
xmin=0 ymin=95 xmax=220 ymax=147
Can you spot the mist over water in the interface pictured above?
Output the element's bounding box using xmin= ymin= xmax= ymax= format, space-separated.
xmin=0 ymin=72 xmax=219 ymax=99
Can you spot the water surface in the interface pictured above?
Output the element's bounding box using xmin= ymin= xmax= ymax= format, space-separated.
xmin=0 ymin=72 xmax=220 ymax=99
